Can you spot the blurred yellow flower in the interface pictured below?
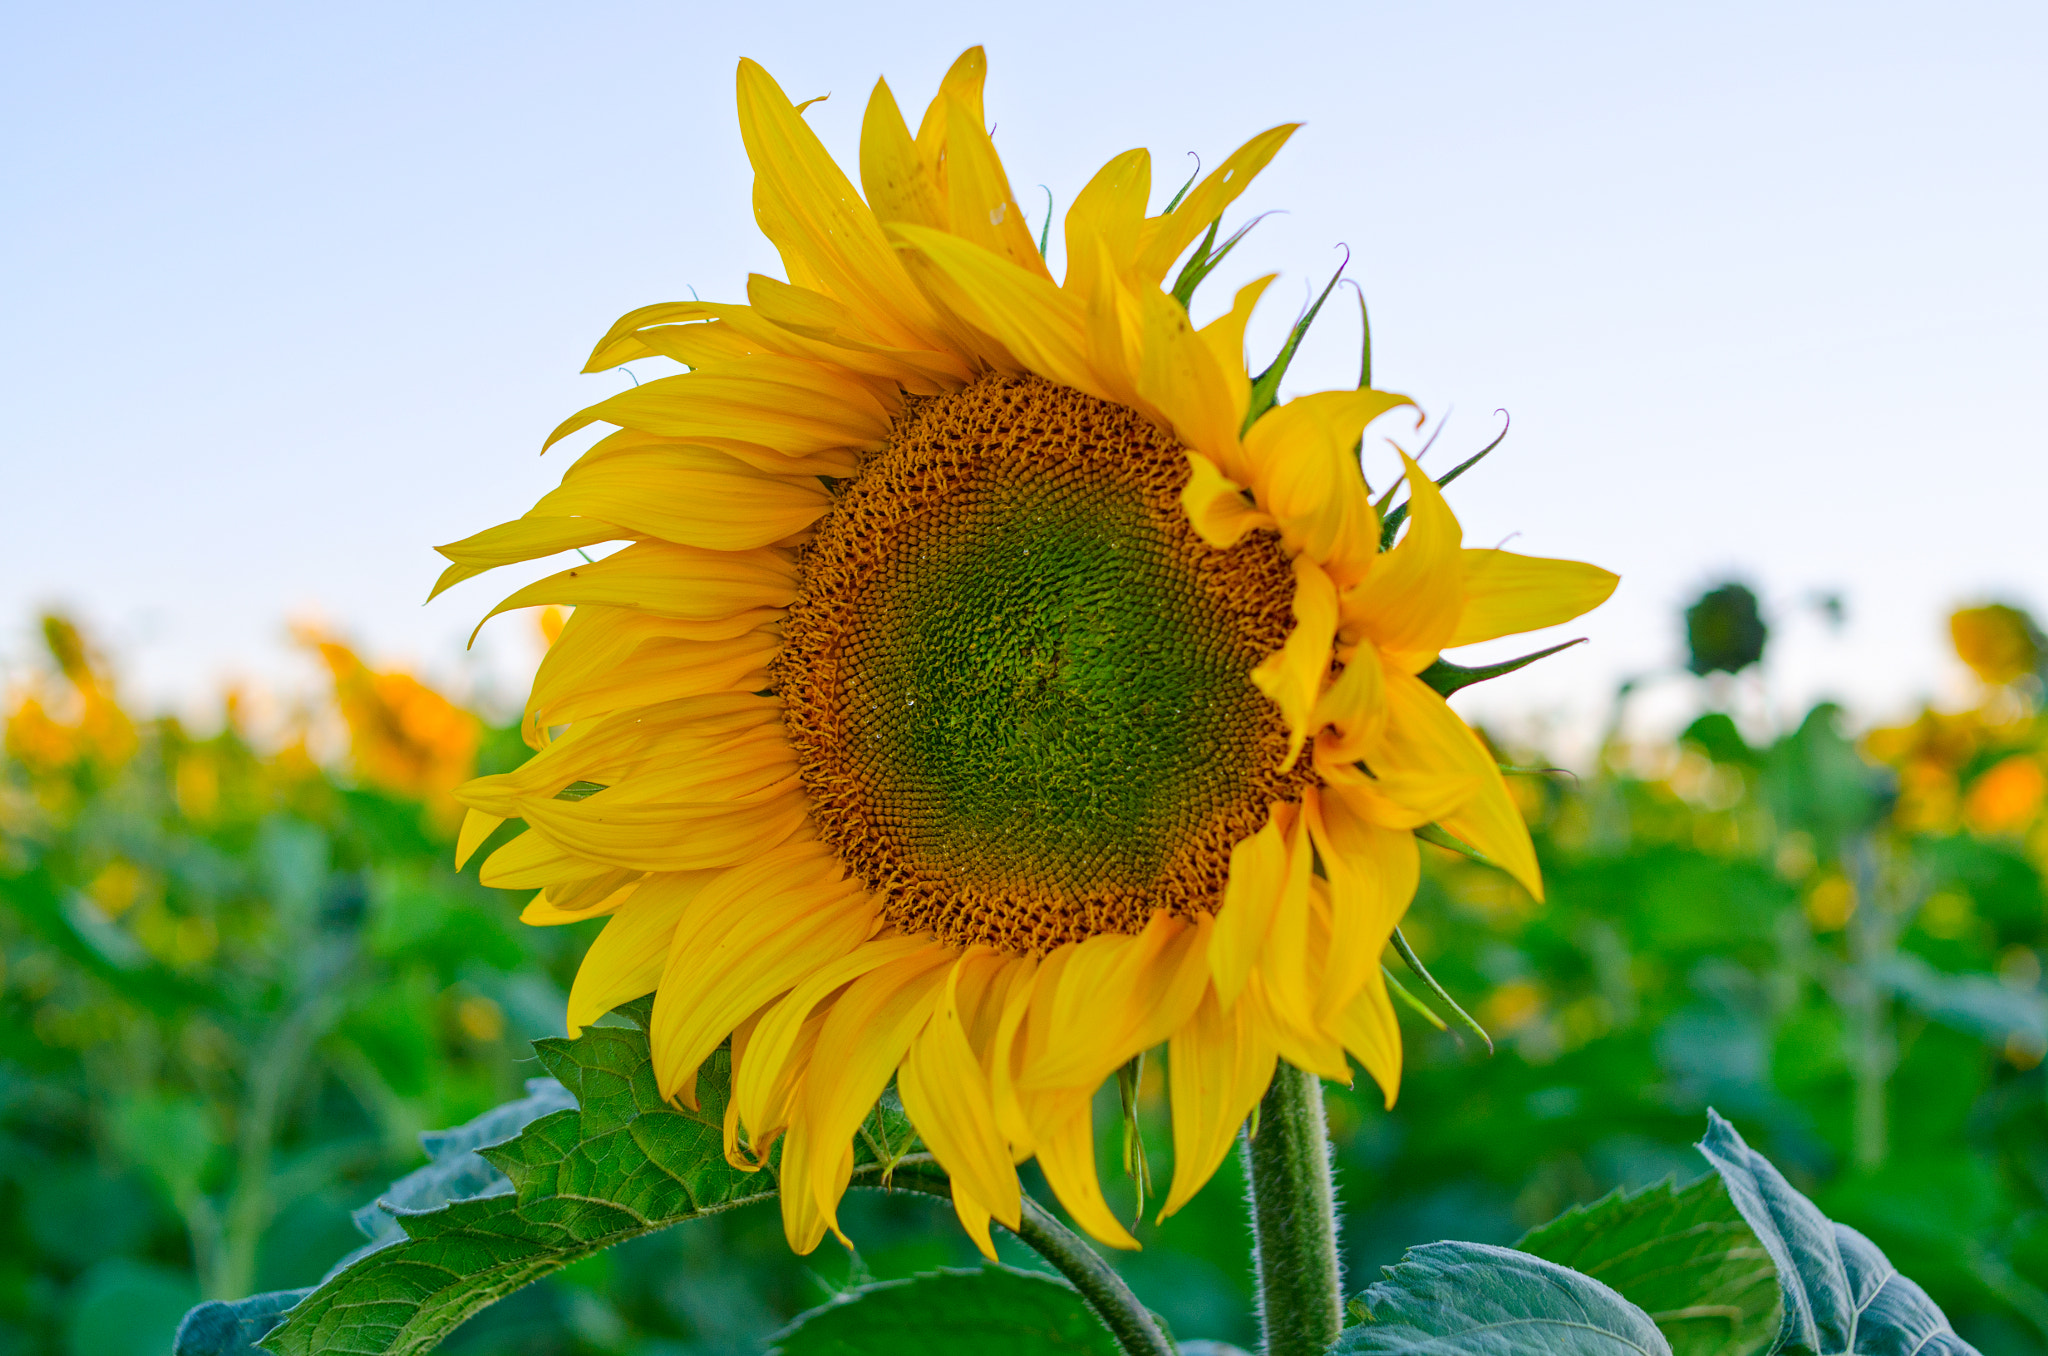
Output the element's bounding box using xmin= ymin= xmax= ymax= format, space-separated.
xmin=1951 ymin=604 xmax=2042 ymax=687
xmin=1965 ymin=756 xmax=2046 ymax=837
xmin=300 ymin=629 xmax=480 ymax=823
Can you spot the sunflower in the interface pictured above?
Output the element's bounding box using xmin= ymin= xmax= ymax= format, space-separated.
xmin=434 ymin=49 xmax=1616 ymax=1259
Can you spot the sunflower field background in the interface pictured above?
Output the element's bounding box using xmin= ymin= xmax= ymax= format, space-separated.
xmin=6 ymin=589 xmax=2048 ymax=1356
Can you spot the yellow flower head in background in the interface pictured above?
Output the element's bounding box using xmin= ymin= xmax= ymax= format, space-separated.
xmin=300 ymin=628 xmax=480 ymax=823
xmin=435 ymin=51 xmax=1616 ymax=1257
xmin=1951 ymin=603 xmax=2044 ymax=687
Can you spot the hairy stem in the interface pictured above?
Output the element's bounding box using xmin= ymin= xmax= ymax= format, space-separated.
xmin=876 ymin=1172 xmax=1174 ymax=1356
xmin=1244 ymin=1061 xmax=1342 ymax=1356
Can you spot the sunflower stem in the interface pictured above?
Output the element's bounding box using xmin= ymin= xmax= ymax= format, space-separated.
xmin=875 ymin=1172 xmax=1175 ymax=1356
xmin=1244 ymin=1061 xmax=1342 ymax=1356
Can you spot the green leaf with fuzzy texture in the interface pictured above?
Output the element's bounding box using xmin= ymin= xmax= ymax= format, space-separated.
xmin=1334 ymin=1241 xmax=1671 ymax=1355
xmin=767 ymin=1265 xmax=1121 ymax=1356
xmin=1518 ymin=1173 xmax=1779 ymax=1356
xmin=259 ymin=1009 xmax=915 ymax=1356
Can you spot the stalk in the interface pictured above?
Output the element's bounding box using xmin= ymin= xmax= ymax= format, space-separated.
xmin=1244 ymin=1061 xmax=1343 ymax=1356
xmin=877 ymin=1172 xmax=1175 ymax=1356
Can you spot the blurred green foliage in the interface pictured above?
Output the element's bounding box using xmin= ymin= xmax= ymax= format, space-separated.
xmin=5 ymin=599 xmax=2048 ymax=1355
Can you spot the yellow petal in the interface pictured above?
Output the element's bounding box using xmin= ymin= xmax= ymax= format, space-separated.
xmin=473 ymin=542 xmax=795 ymax=641
xmin=735 ymin=932 xmax=934 ymax=1142
xmin=734 ymin=58 xmax=947 ymax=353
xmin=1131 ymin=125 xmax=1299 ymax=286
xmin=800 ymin=947 xmax=954 ymax=1228
xmin=1449 ymin=550 xmax=1619 ymax=648
xmin=565 ymin=870 xmax=722 ymax=1034
xmin=477 ymin=827 xmax=603 ymax=890
xmin=1195 ymin=275 xmax=1276 ymax=470
xmin=1305 ymin=787 xmax=1418 ymax=1021
xmin=430 ymin=517 xmax=628 ymax=602
xmin=533 ymin=443 xmax=832 ymax=553
xmin=543 ymin=357 xmax=894 ymax=458
xmin=1376 ymin=668 xmax=1542 ymax=898
xmin=860 ymin=77 xmax=946 ymax=231
xmin=1161 ymin=981 xmax=1277 ymax=1220
xmin=1243 ymin=390 xmax=1411 ymax=586
xmin=455 ymin=808 xmax=505 ymax=870
xmin=1062 ymin=148 xmax=1152 ymax=304
xmin=1310 ymin=639 xmax=1387 ymax=764
xmin=1180 ymin=452 xmax=1275 ymax=549
xmin=1341 ymin=452 xmax=1464 ymax=670
xmin=519 ymin=872 xmax=638 ymax=925
xmin=884 ymin=223 xmax=1100 ymax=396
xmin=1027 ymin=1091 xmax=1138 ymax=1250
xmin=530 ymin=629 xmax=779 ymax=737
xmin=942 ymin=96 xmax=1052 ymax=280
xmin=898 ymin=961 xmax=1023 ymax=1253
xmin=1328 ymin=965 xmax=1403 ymax=1108
xmin=1020 ymin=911 xmax=1209 ymax=1092
xmin=1209 ymin=804 xmax=1294 ymax=1007
xmin=1251 ymin=555 xmax=1338 ymax=770
xmin=647 ymin=842 xmax=877 ymax=1102
xmin=777 ymin=1114 xmax=854 ymax=1254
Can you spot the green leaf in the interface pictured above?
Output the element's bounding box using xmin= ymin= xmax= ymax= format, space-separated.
xmin=1695 ymin=1110 xmax=1981 ymax=1356
xmin=220 ymin=1011 xmax=916 ymax=1356
xmin=1517 ymin=1173 xmax=1779 ymax=1356
xmin=767 ymin=1265 xmax=1122 ymax=1356
xmin=1334 ymin=1241 xmax=1672 ymax=1355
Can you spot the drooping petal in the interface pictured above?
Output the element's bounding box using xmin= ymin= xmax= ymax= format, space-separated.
xmin=1251 ymin=554 xmax=1338 ymax=770
xmin=1327 ymin=964 xmax=1403 ymax=1108
xmin=799 ymin=948 xmax=955 ymax=1229
xmin=1161 ymin=981 xmax=1278 ymax=1220
xmin=1026 ymin=1090 xmax=1138 ymax=1250
xmin=648 ymin=841 xmax=878 ymax=1103
xmin=1209 ymin=803 xmax=1300 ymax=1007
xmin=1449 ymin=550 xmax=1620 ymax=648
xmin=1376 ymin=668 xmax=1542 ymax=898
xmin=898 ymin=959 xmax=1023 ymax=1257
xmin=1305 ymin=786 xmax=1418 ymax=1021
xmin=1180 ymin=452 xmax=1275 ymax=549
xmin=1019 ymin=912 xmax=1209 ymax=1092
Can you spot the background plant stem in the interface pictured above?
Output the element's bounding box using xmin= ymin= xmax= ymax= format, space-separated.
xmin=1244 ymin=1061 xmax=1342 ymax=1356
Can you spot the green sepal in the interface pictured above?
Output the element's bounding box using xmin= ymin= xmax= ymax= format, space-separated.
xmin=1169 ymin=211 xmax=1272 ymax=311
xmin=1390 ymin=927 xmax=1492 ymax=1055
xmin=1244 ymin=253 xmax=1347 ymax=430
xmin=1418 ymin=640 xmax=1586 ymax=698
xmin=1377 ymin=414 xmax=1511 ymax=550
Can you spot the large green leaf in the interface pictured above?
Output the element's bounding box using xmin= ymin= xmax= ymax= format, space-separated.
xmin=1696 ymin=1111 xmax=1980 ymax=1356
xmin=766 ymin=1265 xmax=1122 ymax=1356
xmin=177 ymin=1008 xmax=918 ymax=1356
xmin=1517 ymin=1173 xmax=1779 ymax=1356
xmin=1333 ymin=1241 xmax=1672 ymax=1355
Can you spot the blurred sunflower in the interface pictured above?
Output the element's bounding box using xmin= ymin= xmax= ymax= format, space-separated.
xmin=436 ymin=51 xmax=1616 ymax=1257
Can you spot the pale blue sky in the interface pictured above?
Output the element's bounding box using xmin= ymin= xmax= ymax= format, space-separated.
xmin=5 ymin=0 xmax=2044 ymax=746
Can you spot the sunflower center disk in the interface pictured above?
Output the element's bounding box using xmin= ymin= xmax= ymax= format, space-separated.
xmin=778 ymin=375 xmax=1310 ymax=952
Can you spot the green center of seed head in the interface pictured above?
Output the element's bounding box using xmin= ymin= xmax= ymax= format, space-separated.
xmin=851 ymin=471 xmax=1269 ymax=894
